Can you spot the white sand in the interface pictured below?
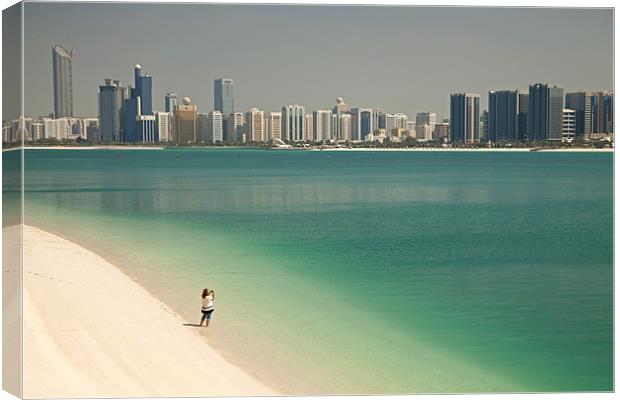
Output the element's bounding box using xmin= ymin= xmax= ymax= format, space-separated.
xmin=16 ymin=225 xmax=276 ymax=398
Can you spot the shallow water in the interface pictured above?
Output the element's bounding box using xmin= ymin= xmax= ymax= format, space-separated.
xmin=22 ymin=149 xmax=613 ymax=393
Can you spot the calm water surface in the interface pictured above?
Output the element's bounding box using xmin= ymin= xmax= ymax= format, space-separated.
xmin=21 ymin=149 xmax=613 ymax=393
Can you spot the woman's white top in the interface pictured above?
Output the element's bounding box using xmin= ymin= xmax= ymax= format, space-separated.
xmin=202 ymin=293 xmax=214 ymax=310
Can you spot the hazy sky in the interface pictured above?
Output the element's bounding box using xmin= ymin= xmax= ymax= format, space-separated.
xmin=22 ymin=3 xmax=613 ymax=120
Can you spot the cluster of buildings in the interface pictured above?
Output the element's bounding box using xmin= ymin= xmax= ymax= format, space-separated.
xmin=1 ymin=44 xmax=614 ymax=146
xmin=455 ymin=85 xmax=614 ymax=145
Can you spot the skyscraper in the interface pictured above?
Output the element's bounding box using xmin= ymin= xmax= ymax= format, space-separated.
xmin=266 ymin=112 xmax=282 ymax=141
xmin=245 ymin=108 xmax=265 ymax=142
xmin=449 ymin=93 xmax=480 ymax=143
xmin=590 ymin=91 xmax=614 ymax=134
xmin=305 ymin=114 xmax=314 ymax=142
xmin=350 ymin=108 xmax=374 ymax=141
xmin=226 ymin=112 xmax=245 ymax=143
xmin=547 ymin=86 xmax=564 ymax=141
xmin=281 ymin=105 xmax=306 ymax=142
xmin=563 ymin=108 xmax=576 ymax=141
xmin=517 ymin=92 xmax=529 ymax=141
xmin=165 ymin=93 xmax=178 ymax=113
xmin=488 ymin=90 xmax=518 ymax=142
xmin=416 ymin=112 xmax=436 ymax=129
xmin=133 ymin=64 xmax=153 ymax=116
xmin=207 ymin=111 xmax=224 ymax=143
xmin=51 ymin=44 xmax=74 ymax=118
xmin=214 ymin=78 xmax=234 ymax=116
xmin=338 ymin=113 xmax=352 ymax=141
xmin=174 ymin=97 xmax=197 ymax=145
xmin=98 ymin=79 xmax=124 ymax=142
xmin=313 ymin=110 xmax=333 ymax=141
xmin=565 ymin=92 xmax=591 ymax=139
xmin=155 ymin=112 xmax=171 ymax=142
xmin=527 ymin=83 xmax=564 ymax=141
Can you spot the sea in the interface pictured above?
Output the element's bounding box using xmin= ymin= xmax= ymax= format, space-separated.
xmin=9 ymin=148 xmax=613 ymax=394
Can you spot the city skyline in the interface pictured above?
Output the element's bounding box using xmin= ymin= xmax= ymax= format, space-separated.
xmin=19 ymin=3 xmax=613 ymax=121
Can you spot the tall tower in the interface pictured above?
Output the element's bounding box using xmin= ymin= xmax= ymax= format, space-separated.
xmin=165 ymin=93 xmax=178 ymax=113
xmin=450 ymin=93 xmax=480 ymax=143
xmin=98 ymin=79 xmax=124 ymax=142
xmin=51 ymin=44 xmax=74 ymax=118
xmin=214 ymin=78 xmax=234 ymax=116
xmin=133 ymin=64 xmax=152 ymax=116
xmin=488 ymin=90 xmax=518 ymax=142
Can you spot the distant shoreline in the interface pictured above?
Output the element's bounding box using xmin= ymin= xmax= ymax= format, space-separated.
xmin=4 ymin=145 xmax=613 ymax=153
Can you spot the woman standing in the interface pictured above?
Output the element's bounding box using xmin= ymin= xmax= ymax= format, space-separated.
xmin=200 ymin=288 xmax=215 ymax=327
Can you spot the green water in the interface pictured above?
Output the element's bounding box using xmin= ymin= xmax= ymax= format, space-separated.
xmin=21 ymin=149 xmax=613 ymax=394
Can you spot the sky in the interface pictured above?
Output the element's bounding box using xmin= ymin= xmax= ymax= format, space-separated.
xmin=18 ymin=2 xmax=614 ymax=121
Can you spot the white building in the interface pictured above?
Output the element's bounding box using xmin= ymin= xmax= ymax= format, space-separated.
xmin=563 ymin=108 xmax=576 ymax=142
xmin=313 ymin=109 xmax=333 ymax=141
xmin=266 ymin=112 xmax=282 ymax=141
xmin=245 ymin=108 xmax=265 ymax=142
xmin=338 ymin=114 xmax=352 ymax=142
xmin=137 ymin=115 xmax=157 ymax=143
xmin=394 ymin=113 xmax=408 ymax=130
xmin=207 ymin=111 xmax=224 ymax=143
xmin=305 ymin=113 xmax=314 ymax=142
xmin=155 ymin=112 xmax=171 ymax=142
xmin=281 ymin=105 xmax=305 ymax=142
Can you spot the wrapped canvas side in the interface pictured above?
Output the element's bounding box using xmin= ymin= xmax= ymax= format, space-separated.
xmin=2 ymin=2 xmax=23 ymax=398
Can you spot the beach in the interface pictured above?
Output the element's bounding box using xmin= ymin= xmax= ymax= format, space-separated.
xmin=16 ymin=224 xmax=276 ymax=398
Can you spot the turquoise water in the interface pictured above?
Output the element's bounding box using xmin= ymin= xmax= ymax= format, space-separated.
xmin=22 ymin=149 xmax=612 ymax=394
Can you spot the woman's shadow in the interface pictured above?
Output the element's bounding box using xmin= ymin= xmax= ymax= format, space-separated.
xmin=183 ymin=323 xmax=202 ymax=327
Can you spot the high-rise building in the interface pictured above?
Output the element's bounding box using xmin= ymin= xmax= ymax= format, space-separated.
xmin=517 ymin=92 xmax=529 ymax=141
xmin=174 ymin=97 xmax=197 ymax=145
xmin=214 ymin=78 xmax=234 ymax=116
xmin=350 ymin=108 xmax=374 ymax=141
xmin=547 ymin=86 xmax=564 ymax=141
xmin=450 ymin=93 xmax=480 ymax=143
xmin=122 ymin=64 xmax=154 ymax=142
xmin=245 ymin=108 xmax=265 ymax=142
xmin=338 ymin=113 xmax=352 ymax=141
xmin=165 ymin=93 xmax=178 ymax=113
xmin=313 ymin=110 xmax=333 ymax=141
xmin=266 ymin=112 xmax=282 ymax=141
xmin=98 ymin=79 xmax=124 ymax=143
xmin=527 ymin=83 xmax=563 ymax=141
xmin=281 ymin=105 xmax=305 ymax=142
xmin=155 ymin=112 xmax=171 ymax=142
xmin=207 ymin=111 xmax=224 ymax=143
xmin=332 ymin=98 xmax=348 ymax=140
xmin=488 ymin=90 xmax=518 ymax=142
xmin=197 ymin=113 xmax=209 ymax=143
xmin=51 ymin=44 xmax=74 ymax=118
xmin=565 ymin=92 xmax=591 ymax=139
xmin=305 ymin=114 xmax=314 ymax=141
xmin=415 ymin=112 xmax=436 ymax=129
xmin=563 ymin=108 xmax=576 ymax=142
xmin=226 ymin=112 xmax=245 ymax=143
xmin=590 ymin=91 xmax=614 ymax=134
xmin=394 ymin=113 xmax=408 ymax=130
xmin=134 ymin=65 xmax=153 ymax=116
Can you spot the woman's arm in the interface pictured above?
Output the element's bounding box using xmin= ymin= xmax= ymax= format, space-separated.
xmin=210 ymin=290 xmax=215 ymax=299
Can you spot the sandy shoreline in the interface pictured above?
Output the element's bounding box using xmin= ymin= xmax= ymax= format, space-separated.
xmin=13 ymin=225 xmax=277 ymax=398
